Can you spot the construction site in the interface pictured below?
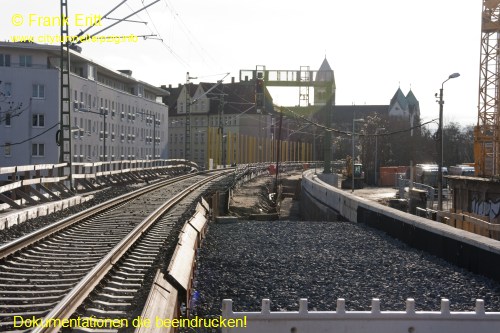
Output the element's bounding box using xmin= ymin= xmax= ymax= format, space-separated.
xmin=442 ymin=0 xmax=500 ymax=239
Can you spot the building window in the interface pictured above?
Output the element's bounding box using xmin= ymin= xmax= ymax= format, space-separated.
xmin=2 ymin=82 xmax=12 ymax=97
xmin=32 ymin=84 xmax=45 ymax=99
xmin=32 ymin=114 xmax=45 ymax=127
xmin=5 ymin=113 xmax=11 ymax=126
xmin=0 ymin=54 xmax=11 ymax=67
xmin=20 ymin=55 xmax=32 ymax=67
xmin=32 ymin=143 xmax=45 ymax=157
xmin=4 ymin=142 xmax=11 ymax=156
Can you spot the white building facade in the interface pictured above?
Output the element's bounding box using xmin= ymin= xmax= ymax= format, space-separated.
xmin=0 ymin=42 xmax=168 ymax=167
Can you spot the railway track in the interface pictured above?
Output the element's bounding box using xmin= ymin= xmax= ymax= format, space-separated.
xmin=0 ymin=170 xmax=232 ymax=332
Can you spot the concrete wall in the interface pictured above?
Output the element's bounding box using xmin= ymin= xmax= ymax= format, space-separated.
xmin=301 ymin=170 xmax=500 ymax=282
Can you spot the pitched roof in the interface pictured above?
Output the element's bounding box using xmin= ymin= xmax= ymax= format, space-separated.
xmin=318 ymin=57 xmax=332 ymax=71
xmin=316 ymin=58 xmax=335 ymax=82
xmin=389 ymin=88 xmax=408 ymax=110
xmin=406 ymin=89 xmax=419 ymax=107
xmin=162 ymin=80 xmax=275 ymax=116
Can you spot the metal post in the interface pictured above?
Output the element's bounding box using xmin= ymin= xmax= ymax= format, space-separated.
xmin=313 ymin=127 xmax=316 ymax=174
xmin=438 ymin=86 xmax=444 ymax=211
xmin=352 ymin=118 xmax=364 ymax=193
xmin=375 ymin=133 xmax=378 ymax=186
xmin=437 ymin=72 xmax=459 ymax=211
xmin=218 ymin=90 xmax=225 ymax=168
xmin=59 ymin=0 xmax=72 ymax=188
xmin=275 ymin=110 xmax=283 ymax=195
xmin=352 ymin=120 xmax=355 ymax=193
xmin=375 ymin=127 xmax=385 ymax=186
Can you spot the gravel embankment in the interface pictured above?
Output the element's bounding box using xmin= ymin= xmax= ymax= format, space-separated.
xmin=193 ymin=220 xmax=500 ymax=315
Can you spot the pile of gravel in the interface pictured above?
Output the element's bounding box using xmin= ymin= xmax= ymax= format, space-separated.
xmin=193 ymin=220 xmax=500 ymax=315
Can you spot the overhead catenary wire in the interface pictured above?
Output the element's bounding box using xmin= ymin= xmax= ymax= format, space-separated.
xmin=0 ymin=123 xmax=59 ymax=147
xmin=126 ymin=0 xmax=190 ymax=67
xmin=281 ymin=105 xmax=439 ymax=138
xmin=162 ymin=0 xmax=221 ymax=70
xmin=76 ymin=0 xmax=129 ymax=37
xmin=76 ymin=0 xmax=161 ymax=44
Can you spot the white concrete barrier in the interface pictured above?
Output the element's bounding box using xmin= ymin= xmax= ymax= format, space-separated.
xmin=0 ymin=195 xmax=93 ymax=230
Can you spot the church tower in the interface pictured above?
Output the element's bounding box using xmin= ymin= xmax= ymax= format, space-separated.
xmin=314 ymin=57 xmax=335 ymax=106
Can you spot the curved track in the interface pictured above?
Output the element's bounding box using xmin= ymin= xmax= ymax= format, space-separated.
xmin=0 ymin=170 xmax=231 ymax=332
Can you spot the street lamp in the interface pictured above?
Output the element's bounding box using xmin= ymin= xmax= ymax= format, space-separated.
xmin=352 ymin=118 xmax=365 ymax=193
xmin=375 ymin=127 xmax=386 ymax=186
xmin=437 ymin=72 xmax=460 ymax=211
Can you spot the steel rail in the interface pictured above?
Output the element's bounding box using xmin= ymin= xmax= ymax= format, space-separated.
xmin=31 ymin=170 xmax=231 ymax=333
xmin=0 ymin=172 xmax=205 ymax=260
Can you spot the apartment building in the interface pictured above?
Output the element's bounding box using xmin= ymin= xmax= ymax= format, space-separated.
xmin=163 ymin=80 xmax=275 ymax=168
xmin=0 ymin=42 xmax=168 ymax=167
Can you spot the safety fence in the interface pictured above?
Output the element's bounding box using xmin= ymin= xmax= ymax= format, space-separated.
xmin=221 ymin=298 xmax=500 ymax=333
xmin=0 ymin=159 xmax=195 ymax=210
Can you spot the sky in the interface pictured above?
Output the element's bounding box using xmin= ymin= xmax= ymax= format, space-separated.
xmin=0 ymin=0 xmax=483 ymax=128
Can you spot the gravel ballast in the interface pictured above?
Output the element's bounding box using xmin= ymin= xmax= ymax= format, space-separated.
xmin=193 ymin=220 xmax=500 ymax=315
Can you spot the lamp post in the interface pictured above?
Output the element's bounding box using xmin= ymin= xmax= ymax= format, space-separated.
xmin=352 ymin=118 xmax=365 ymax=193
xmin=313 ymin=126 xmax=317 ymax=174
xmin=437 ymin=72 xmax=460 ymax=211
xmin=375 ymin=127 xmax=386 ymax=186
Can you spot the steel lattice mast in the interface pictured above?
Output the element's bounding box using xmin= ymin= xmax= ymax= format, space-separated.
xmin=59 ymin=0 xmax=73 ymax=184
xmin=475 ymin=0 xmax=500 ymax=177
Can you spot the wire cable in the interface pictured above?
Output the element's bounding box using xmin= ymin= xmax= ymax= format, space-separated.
xmin=0 ymin=122 xmax=59 ymax=147
xmin=281 ymin=105 xmax=438 ymax=137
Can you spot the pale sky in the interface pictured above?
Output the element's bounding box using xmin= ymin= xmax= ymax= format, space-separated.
xmin=1 ymin=0 xmax=483 ymax=127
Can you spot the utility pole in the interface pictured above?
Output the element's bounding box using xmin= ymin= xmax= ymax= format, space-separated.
xmin=255 ymin=68 xmax=265 ymax=162
xmin=185 ymin=72 xmax=197 ymax=161
xmin=218 ymin=85 xmax=225 ymax=167
xmin=275 ymin=109 xmax=283 ymax=195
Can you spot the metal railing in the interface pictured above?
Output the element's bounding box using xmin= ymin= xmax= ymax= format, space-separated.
xmin=396 ymin=177 xmax=457 ymax=216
